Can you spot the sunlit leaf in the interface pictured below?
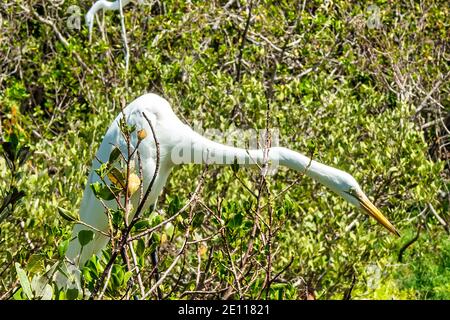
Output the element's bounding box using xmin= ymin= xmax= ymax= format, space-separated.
xmin=136 ymin=238 xmax=145 ymax=257
xmin=15 ymin=263 xmax=33 ymax=299
xmin=90 ymin=182 xmax=115 ymax=201
xmin=58 ymin=207 xmax=78 ymax=222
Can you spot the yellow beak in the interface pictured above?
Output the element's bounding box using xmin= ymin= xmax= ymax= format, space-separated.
xmin=357 ymin=194 xmax=400 ymax=237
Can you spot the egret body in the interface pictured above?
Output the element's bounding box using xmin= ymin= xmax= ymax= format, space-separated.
xmin=65 ymin=93 xmax=399 ymax=267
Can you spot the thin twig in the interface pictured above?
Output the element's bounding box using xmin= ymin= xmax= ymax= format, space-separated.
xmin=98 ymin=264 xmax=113 ymax=299
xmin=428 ymin=203 xmax=448 ymax=231
xmin=129 ymin=242 xmax=146 ymax=297
xmin=221 ymin=229 xmax=243 ymax=299
xmin=75 ymin=220 xmax=111 ymax=237
xmin=118 ymin=0 xmax=130 ymax=74
xmin=128 ymin=174 xmax=205 ymax=241
xmin=142 ymin=238 xmax=188 ymax=300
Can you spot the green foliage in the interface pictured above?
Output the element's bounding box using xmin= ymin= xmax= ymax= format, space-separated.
xmin=0 ymin=133 xmax=30 ymax=222
xmin=395 ymin=235 xmax=450 ymax=299
xmin=14 ymin=263 xmax=53 ymax=300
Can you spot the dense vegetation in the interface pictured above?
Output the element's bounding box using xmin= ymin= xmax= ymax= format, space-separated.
xmin=0 ymin=0 xmax=449 ymax=299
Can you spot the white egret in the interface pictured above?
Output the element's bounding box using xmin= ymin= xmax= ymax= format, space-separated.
xmin=64 ymin=93 xmax=399 ymax=269
xmin=85 ymin=0 xmax=132 ymax=36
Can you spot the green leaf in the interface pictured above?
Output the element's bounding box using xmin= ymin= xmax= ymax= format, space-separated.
xmin=66 ymin=288 xmax=79 ymax=300
xmin=95 ymin=162 xmax=109 ymax=178
xmin=78 ymin=230 xmax=95 ymax=247
xmin=0 ymin=187 xmax=26 ymax=218
xmin=2 ymin=138 xmax=17 ymax=163
xmin=27 ymin=254 xmax=45 ymax=274
xmin=111 ymin=264 xmax=124 ymax=287
xmin=15 ymin=263 xmax=33 ymax=299
xmin=43 ymin=260 xmax=61 ymax=281
xmin=133 ymin=219 xmax=150 ymax=231
xmin=227 ymin=213 xmax=243 ymax=230
xmin=151 ymin=233 xmax=161 ymax=246
xmin=13 ymin=288 xmax=24 ymax=300
xmin=40 ymin=284 xmax=53 ymax=300
xmin=9 ymin=133 xmax=19 ymax=155
xmin=136 ymin=238 xmax=145 ymax=257
xmin=0 ymin=204 xmax=12 ymax=224
xmin=90 ymin=182 xmax=115 ymax=201
xmin=107 ymin=167 xmax=126 ymax=189
xmin=193 ymin=212 xmax=205 ymax=228
xmin=148 ymin=240 xmax=158 ymax=254
xmin=165 ymin=222 xmax=174 ymax=238
xmin=168 ymin=196 xmax=181 ymax=216
xmin=58 ymin=239 xmax=70 ymax=257
xmin=31 ymin=275 xmax=52 ymax=299
xmin=112 ymin=209 xmax=124 ymax=229
xmin=2 ymin=153 xmax=14 ymax=171
xmin=17 ymin=146 xmax=31 ymax=167
xmin=108 ymin=147 xmax=122 ymax=164
xmin=123 ymin=271 xmax=133 ymax=285
xmin=150 ymin=215 xmax=163 ymax=228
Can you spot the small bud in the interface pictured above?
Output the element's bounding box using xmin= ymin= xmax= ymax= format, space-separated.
xmin=137 ymin=129 xmax=147 ymax=141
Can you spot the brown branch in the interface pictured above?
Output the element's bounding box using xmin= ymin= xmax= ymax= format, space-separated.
xmin=266 ymin=256 xmax=294 ymax=291
xmin=90 ymin=112 xmax=160 ymax=299
xmin=398 ymin=225 xmax=421 ymax=263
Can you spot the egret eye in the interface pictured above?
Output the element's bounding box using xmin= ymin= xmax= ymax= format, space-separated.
xmin=344 ymin=187 xmax=359 ymax=199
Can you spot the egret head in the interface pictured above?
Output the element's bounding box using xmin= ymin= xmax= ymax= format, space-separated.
xmin=330 ymin=171 xmax=400 ymax=236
